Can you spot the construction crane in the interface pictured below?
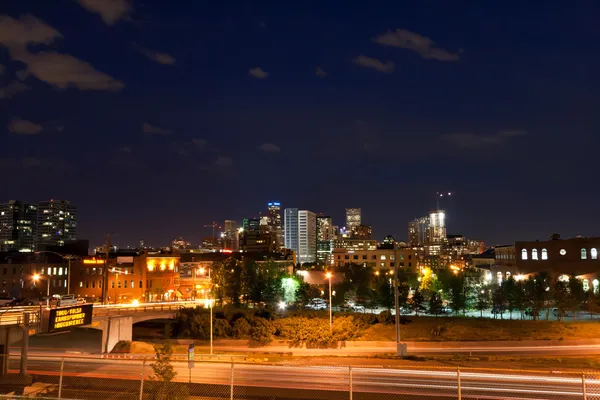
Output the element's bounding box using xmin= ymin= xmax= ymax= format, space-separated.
xmin=435 ymin=191 xmax=453 ymax=209
xmin=204 ymin=222 xmax=222 ymax=241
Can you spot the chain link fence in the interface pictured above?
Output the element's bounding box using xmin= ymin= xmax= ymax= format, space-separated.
xmin=0 ymin=355 xmax=598 ymax=400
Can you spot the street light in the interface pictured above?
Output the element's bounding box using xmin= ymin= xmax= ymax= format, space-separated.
xmin=325 ymin=272 xmax=332 ymax=332
xmin=35 ymin=251 xmax=78 ymax=295
xmin=198 ymin=267 xmax=213 ymax=355
xmin=33 ymin=274 xmax=50 ymax=307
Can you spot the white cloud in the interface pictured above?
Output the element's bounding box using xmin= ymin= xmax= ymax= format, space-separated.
xmin=0 ymin=15 xmax=62 ymax=48
xmin=137 ymin=47 xmax=176 ymax=65
xmin=353 ymin=55 xmax=395 ymax=73
xmin=142 ymin=122 xmax=172 ymax=135
xmin=249 ymin=67 xmax=269 ymax=79
xmin=76 ymin=0 xmax=131 ymax=25
xmin=259 ymin=143 xmax=281 ymax=153
xmin=0 ymin=81 xmax=29 ymax=98
xmin=0 ymin=15 xmax=124 ymax=92
xmin=13 ymin=51 xmax=124 ymax=91
xmin=215 ymin=156 xmax=233 ymax=167
xmin=8 ymin=118 xmax=42 ymax=135
xmin=22 ymin=157 xmax=42 ymax=168
xmin=374 ymin=29 xmax=460 ymax=61
xmin=192 ymin=138 xmax=208 ymax=147
xmin=441 ymin=130 xmax=527 ymax=148
xmin=316 ymin=66 xmax=327 ymax=78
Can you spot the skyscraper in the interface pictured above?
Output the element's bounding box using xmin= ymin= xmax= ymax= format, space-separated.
xmin=0 ymin=200 xmax=37 ymax=251
xmin=223 ymin=220 xmax=238 ymax=251
xmin=408 ymin=216 xmax=430 ymax=246
xmin=36 ymin=200 xmax=77 ymax=248
xmin=317 ymin=215 xmax=333 ymax=241
xmin=285 ymin=208 xmax=317 ymax=264
xmin=428 ymin=210 xmax=447 ymax=244
xmin=345 ymin=208 xmax=361 ymax=235
xmin=267 ymin=202 xmax=283 ymax=249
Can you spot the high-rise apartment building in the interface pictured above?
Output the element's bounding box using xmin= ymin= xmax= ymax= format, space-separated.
xmin=285 ymin=208 xmax=317 ymax=264
xmin=0 ymin=200 xmax=37 ymax=251
xmin=267 ymin=202 xmax=283 ymax=249
xmin=223 ymin=220 xmax=238 ymax=251
xmin=408 ymin=216 xmax=430 ymax=246
xmin=317 ymin=215 xmax=334 ymax=241
xmin=428 ymin=210 xmax=446 ymax=244
xmin=36 ymin=200 xmax=77 ymax=248
xmin=345 ymin=208 xmax=361 ymax=233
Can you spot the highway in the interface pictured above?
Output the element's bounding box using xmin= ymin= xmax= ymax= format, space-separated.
xmin=6 ymin=355 xmax=599 ymax=400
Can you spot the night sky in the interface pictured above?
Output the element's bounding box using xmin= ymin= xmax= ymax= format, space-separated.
xmin=1 ymin=0 xmax=599 ymax=248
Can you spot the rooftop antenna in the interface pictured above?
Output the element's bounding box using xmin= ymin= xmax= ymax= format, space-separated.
xmin=436 ymin=191 xmax=453 ymax=209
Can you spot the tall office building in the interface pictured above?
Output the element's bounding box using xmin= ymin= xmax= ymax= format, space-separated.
xmin=223 ymin=220 xmax=238 ymax=251
xmin=0 ymin=200 xmax=37 ymax=251
xmin=408 ymin=216 xmax=430 ymax=246
xmin=345 ymin=208 xmax=361 ymax=231
xmin=36 ymin=200 xmax=77 ymax=248
xmin=267 ymin=202 xmax=283 ymax=249
xmin=428 ymin=210 xmax=447 ymax=244
xmin=317 ymin=215 xmax=334 ymax=241
xmin=284 ymin=208 xmax=317 ymax=264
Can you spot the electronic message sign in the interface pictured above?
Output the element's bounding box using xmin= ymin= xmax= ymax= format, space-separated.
xmin=48 ymin=304 xmax=93 ymax=332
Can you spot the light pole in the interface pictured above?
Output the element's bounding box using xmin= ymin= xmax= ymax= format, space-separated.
xmin=33 ymin=274 xmax=50 ymax=307
xmin=393 ymin=242 xmax=403 ymax=357
xmin=35 ymin=251 xmax=78 ymax=295
xmin=326 ymin=272 xmax=332 ymax=332
xmin=200 ymin=267 xmax=213 ymax=355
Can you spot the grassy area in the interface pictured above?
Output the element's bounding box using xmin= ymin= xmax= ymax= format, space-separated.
xmin=360 ymin=317 xmax=600 ymax=341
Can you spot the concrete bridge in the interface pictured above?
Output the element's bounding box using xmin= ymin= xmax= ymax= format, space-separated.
xmin=0 ymin=301 xmax=200 ymax=377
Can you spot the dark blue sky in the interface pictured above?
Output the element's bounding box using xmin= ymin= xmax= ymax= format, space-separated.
xmin=1 ymin=0 xmax=599 ymax=248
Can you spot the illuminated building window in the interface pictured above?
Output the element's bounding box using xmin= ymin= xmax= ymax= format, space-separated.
xmin=541 ymin=249 xmax=548 ymax=260
xmin=560 ymin=249 xmax=566 ymax=256
xmin=111 ymin=281 xmax=115 ymax=289
xmin=496 ymin=271 xmax=503 ymax=284
xmin=58 ymin=267 xmax=63 ymax=275
xmin=380 ymin=255 xmax=386 ymax=260
xmin=380 ymin=262 xmax=385 ymax=267
xmin=79 ymin=281 xmax=83 ymax=288
xmin=581 ymin=248 xmax=587 ymax=260
xmin=558 ymin=274 xmax=569 ymax=282
xmin=531 ymin=249 xmax=538 ymax=260
xmin=53 ymin=267 xmax=57 ymax=275
xmin=583 ymin=279 xmax=590 ymax=292
xmin=592 ymin=248 xmax=598 ymax=260
xmin=506 ymin=271 xmax=511 ymax=279
xmin=131 ymin=280 xmax=134 ymax=289
xmin=594 ymin=279 xmax=599 ymax=295
xmin=521 ymin=249 xmax=528 ymax=260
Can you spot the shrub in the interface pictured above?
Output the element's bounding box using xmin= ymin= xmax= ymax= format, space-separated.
xmin=233 ymin=317 xmax=252 ymax=339
xmin=332 ymin=316 xmax=365 ymax=342
xmin=213 ymin=318 xmax=232 ymax=338
xmin=377 ymin=310 xmax=393 ymax=324
xmin=250 ymin=317 xmax=275 ymax=345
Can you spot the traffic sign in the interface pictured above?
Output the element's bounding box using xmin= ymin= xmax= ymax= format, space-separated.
xmin=188 ymin=343 xmax=195 ymax=368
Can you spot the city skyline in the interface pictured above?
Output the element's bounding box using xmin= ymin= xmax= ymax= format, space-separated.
xmin=2 ymin=1 xmax=599 ymax=247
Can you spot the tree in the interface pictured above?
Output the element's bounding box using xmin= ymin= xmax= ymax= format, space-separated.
xmin=568 ymin=275 xmax=585 ymax=320
xmin=502 ymin=276 xmax=519 ymax=320
xmin=475 ymin=287 xmax=490 ymax=317
xmin=429 ymin=292 xmax=443 ymax=315
xmin=411 ymin=290 xmax=425 ymax=316
xmin=491 ymin=284 xmax=505 ymax=319
xmin=373 ymin=272 xmax=394 ymax=310
xmin=553 ymin=280 xmax=570 ymax=321
xmin=149 ymin=343 xmax=188 ymax=400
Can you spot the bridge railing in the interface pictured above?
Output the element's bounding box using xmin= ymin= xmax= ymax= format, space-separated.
xmin=92 ymin=301 xmax=200 ymax=317
xmin=1 ymin=355 xmax=599 ymax=400
xmin=0 ymin=310 xmax=39 ymax=327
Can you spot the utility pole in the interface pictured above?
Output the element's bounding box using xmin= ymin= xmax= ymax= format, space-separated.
xmin=393 ymin=242 xmax=403 ymax=357
xmin=102 ymin=233 xmax=110 ymax=305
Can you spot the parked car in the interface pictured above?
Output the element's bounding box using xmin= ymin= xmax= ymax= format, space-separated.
xmin=58 ymin=294 xmax=78 ymax=307
xmin=0 ymin=296 xmax=15 ymax=307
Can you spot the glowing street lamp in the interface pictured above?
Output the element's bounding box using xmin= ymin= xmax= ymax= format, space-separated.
xmin=325 ymin=272 xmax=332 ymax=332
xmin=33 ymin=274 xmax=50 ymax=307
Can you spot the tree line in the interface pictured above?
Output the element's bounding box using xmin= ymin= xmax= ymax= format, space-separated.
xmin=206 ymin=258 xmax=600 ymax=320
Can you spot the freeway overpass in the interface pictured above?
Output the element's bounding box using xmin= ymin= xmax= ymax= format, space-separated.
xmin=0 ymin=301 xmax=199 ymax=376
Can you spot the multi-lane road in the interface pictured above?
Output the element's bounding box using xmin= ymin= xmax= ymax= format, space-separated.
xmin=6 ymin=355 xmax=599 ymax=400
